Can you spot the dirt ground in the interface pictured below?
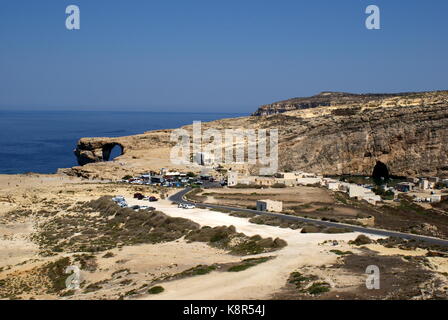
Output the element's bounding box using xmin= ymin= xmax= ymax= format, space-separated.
xmin=1 ymin=173 xmax=447 ymax=300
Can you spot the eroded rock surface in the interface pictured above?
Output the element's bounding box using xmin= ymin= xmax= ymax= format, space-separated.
xmin=68 ymin=91 xmax=448 ymax=179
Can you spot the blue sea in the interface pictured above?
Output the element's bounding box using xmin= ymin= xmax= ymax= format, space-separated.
xmin=0 ymin=111 xmax=245 ymax=174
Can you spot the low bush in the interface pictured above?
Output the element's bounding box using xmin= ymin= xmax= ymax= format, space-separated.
xmin=349 ymin=234 xmax=372 ymax=246
xmin=307 ymin=282 xmax=331 ymax=295
xmin=148 ymin=286 xmax=164 ymax=294
xmin=185 ymin=225 xmax=287 ymax=255
xmin=300 ymin=225 xmax=322 ymax=233
xmin=227 ymin=257 xmax=273 ymax=272
xmin=330 ymin=249 xmax=353 ymax=256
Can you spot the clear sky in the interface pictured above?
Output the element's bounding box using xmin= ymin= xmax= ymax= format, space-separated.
xmin=0 ymin=0 xmax=447 ymax=112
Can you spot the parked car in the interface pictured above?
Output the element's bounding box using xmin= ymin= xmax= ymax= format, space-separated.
xmin=134 ymin=193 xmax=145 ymax=200
xmin=178 ymin=203 xmax=195 ymax=209
xmin=118 ymin=202 xmax=128 ymax=208
xmin=112 ymin=196 xmax=125 ymax=202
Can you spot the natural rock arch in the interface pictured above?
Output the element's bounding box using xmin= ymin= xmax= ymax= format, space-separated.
xmin=102 ymin=143 xmax=124 ymax=162
xmin=74 ymin=138 xmax=126 ymax=166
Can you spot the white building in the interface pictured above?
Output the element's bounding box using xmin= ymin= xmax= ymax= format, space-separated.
xmin=256 ymin=200 xmax=283 ymax=212
xmin=349 ymin=185 xmax=381 ymax=205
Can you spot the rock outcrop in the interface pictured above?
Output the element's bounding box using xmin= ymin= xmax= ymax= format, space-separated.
xmin=272 ymin=95 xmax=448 ymax=177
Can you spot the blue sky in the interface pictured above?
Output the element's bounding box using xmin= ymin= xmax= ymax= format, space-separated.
xmin=0 ymin=0 xmax=447 ymax=112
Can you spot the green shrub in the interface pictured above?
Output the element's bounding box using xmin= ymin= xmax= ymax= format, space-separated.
xmin=307 ymin=282 xmax=331 ymax=295
xmin=323 ymin=227 xmax=351 ymax=234
xmin=300 ymin=225 xmax=321 ymax=233
xmin=330 ymin=249 xmax=353 ymax=256
xmin=231 ymin=184 xmax=263 ymax=189
xmin=148 ymin=286 xmax=164 ymax=294
xmin=227 ymin=257 xmax=272 ymax=272
xmin=349 ymin=234 xmax=372 ymax=246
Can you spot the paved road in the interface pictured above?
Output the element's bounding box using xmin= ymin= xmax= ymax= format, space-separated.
xmin=169 ymin=188 xmax=448 ymax=247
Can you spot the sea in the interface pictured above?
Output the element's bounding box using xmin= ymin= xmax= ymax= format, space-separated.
xmin=0 ymin=110 xmax=246 ymax=174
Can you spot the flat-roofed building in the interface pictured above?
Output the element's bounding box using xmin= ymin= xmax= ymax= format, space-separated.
xmin=256 ymin=199 xmax=283 ymax=212
xmin=349 ymin=185 xmax=382 ymax=205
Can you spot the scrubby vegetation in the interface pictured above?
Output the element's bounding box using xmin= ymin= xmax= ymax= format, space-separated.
xmin=330 ymin=249 xmax=353 ymax=256
xmin=287 ymin=271 xmax=331 ymax=296
xmin=249 ymin=215 xmax=303 ymax=230
xmin=300 ymin=225 xmax=321 ymax=233
xmin=372 ymin=187 xmax=395 ymax=200
xmin=230 ymin=184 xmax=263 ymax=189
xmin=33 ymin=196 xmax=200 ymax=253
xmin=73 ymin=254 xmax=97 ymax=271
xmin=229 ymin=211 xmax=257 ymax=218
xmin=177 ymin=265 xmax=217 ymax=277
xmin=377 ymin=237 xmax=448 ymax=253
xmin=185 ymin=225 xmax=287 ymax=255
xmin=300 ymin=224 xmax=351 ymax=234
xmin=0 ymin=257 xmax=72 ymax=299
xmin=306 ymin=282 xmax=331 ymax=295
xmin=148 ymin=286 xmax=164 ymax=294
xmin=185 ymin=188 xmax=207 ymax=202
xmin=227 ymin=257 xmax=273 ymax=272
xmin=349 ymin=234 xmax=373 ymax=246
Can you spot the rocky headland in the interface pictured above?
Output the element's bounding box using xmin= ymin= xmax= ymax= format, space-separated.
xmin=66 ymin=90 xmax=448 ymax=179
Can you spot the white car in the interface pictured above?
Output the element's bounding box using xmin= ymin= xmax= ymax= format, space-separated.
xmin=178 ymin=203 xmax=195 ymax=209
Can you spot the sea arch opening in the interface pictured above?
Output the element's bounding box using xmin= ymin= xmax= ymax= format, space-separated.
xmin=102 ymin=143 xmax=124 ymax=161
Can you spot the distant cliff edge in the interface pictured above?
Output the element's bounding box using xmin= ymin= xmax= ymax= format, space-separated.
xmin=252 ymin=91 xmax=447 ymax=116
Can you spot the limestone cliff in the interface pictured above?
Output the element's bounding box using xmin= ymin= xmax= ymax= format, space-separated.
xmin=252 ymin=91 xmax=437 ymax=116
xmin=67 ymin=90 xmax=448 ymax=179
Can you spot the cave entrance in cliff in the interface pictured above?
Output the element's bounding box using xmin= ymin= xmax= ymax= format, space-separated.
xmin=103 ymin=143 xmax=123 ymax=162
xmin=372 ymin=161 xmax=389 ymax=185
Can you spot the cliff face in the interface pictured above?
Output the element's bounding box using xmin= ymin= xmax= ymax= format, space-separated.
xmin=272 ymin=98 xmax=448 ymax=177
xmin=68 ymin=90 xmax=448 ymax=179
xmin=252 ymin=91 xmax=436 ymax=116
